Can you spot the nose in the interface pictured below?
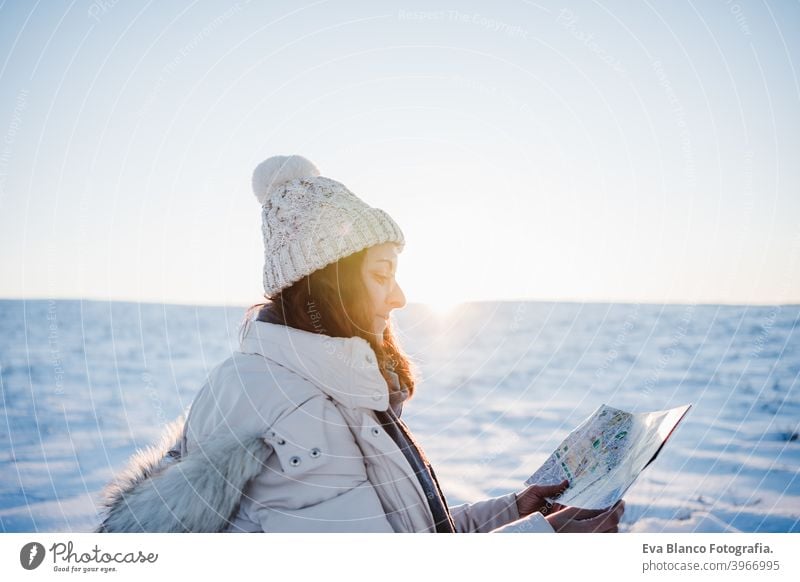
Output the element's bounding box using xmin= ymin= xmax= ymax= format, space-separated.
xmin=388 ymin=280 xmax=406 ymax=310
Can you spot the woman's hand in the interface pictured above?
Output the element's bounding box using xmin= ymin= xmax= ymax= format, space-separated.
xmin=545 ymin=500 xmax=625 ymax=533
xmin=515 ymin=480 xmax=570 ymax=518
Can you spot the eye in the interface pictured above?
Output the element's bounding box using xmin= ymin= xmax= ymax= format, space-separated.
xmin=374 ymin=274 xmax=389 ymax=284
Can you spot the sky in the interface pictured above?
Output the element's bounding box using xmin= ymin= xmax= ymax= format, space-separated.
xmin=0 ymin=0 xmax=798 ymax=308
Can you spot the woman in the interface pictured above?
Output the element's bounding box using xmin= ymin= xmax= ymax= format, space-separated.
xmin=96 ymin=155 xmax=624 ymax=533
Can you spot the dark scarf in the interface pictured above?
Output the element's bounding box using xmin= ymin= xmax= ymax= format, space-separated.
xmin=374 ymin=371 xmax=456 ymax=533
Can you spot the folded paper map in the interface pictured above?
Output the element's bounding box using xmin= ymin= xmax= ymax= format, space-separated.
xmin=525 ymin=403 xmax=692 ymax=509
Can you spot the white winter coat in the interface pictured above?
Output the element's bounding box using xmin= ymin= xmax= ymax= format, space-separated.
xmin=98 ymin=319 xmax=553 ymax=533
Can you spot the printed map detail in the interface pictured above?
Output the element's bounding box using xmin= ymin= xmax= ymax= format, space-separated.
xmin=525 ymin=404 xmax=691 ymax=509
xmin=555 ymin=407 xmax=633 ymax=483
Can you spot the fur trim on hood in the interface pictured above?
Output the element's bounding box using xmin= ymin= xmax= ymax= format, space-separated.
xmin=95 ymin=416 xmax=273 ymax=532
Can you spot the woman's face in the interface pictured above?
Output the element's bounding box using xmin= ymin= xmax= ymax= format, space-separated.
xmin=360 ymin=242 xmax=406 ymax=338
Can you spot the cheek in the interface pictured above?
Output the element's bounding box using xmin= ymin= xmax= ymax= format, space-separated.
xmin=364 ymin=282 xmax=383 ymax=309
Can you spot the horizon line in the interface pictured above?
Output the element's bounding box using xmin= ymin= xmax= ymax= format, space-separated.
xmin=1 ymin=295 xmax=798 ymax=309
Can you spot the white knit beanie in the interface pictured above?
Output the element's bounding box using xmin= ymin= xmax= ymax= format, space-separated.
xmin=252 ymin=155 xmax=405 ymax=297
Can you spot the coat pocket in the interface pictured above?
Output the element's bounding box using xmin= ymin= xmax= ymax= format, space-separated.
xmin=265 ymin=395 xmax=371 ymax=481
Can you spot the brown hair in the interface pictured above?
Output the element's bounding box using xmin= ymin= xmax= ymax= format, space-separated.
xmin=242 ymin=247 xmax=416 ymax=398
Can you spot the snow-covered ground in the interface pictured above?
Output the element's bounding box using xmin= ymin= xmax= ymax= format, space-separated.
xmin=1 ymin=299 xmax=797 ymax=532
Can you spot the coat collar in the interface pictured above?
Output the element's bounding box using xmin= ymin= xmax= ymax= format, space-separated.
xmin=238 ymin=319 xmax=390 ymax=411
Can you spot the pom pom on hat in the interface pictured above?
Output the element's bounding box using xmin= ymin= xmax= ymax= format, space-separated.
xmin=252 ymin=154 xmax=320 ymax=205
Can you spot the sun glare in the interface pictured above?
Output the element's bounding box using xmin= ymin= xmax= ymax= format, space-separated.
xmin=422 ymin=297 xmax=461 ymax=317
